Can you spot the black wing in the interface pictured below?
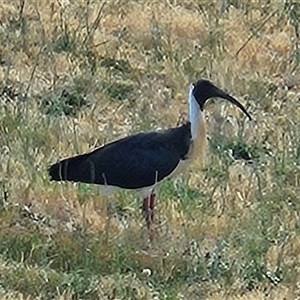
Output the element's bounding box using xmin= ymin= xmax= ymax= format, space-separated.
xmin=48 ymin=123 xmax=191 ymax=189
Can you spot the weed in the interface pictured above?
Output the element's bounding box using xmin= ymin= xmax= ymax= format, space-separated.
xmin=40 ymin=89 xmax=88 ymax=117
xmin=104 ymin=81 xmax=135 ymax=102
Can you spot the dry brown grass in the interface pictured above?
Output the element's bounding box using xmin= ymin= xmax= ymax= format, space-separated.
xmin=0 ymin=0 xmax=300 ymax=299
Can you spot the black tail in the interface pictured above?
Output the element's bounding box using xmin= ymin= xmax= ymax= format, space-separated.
xmin=48 ymin=153 xmax=98 ymax=184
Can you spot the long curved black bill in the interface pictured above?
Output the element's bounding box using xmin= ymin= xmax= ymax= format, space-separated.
xmin=215 ymin=89 xmax=252 ymax=121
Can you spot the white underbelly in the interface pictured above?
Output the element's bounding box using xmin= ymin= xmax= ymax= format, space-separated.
xmin=165 ymin=158 xmax=190 ymax=180
xmin=138 ymin=158 xmax=190 ymax=198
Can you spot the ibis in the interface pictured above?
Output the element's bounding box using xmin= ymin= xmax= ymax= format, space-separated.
xmin=49 ymin=79 xmax=252 ymax=232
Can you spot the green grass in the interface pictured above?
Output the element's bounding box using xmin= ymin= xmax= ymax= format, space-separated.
xmin=0 ymin=0 xmax=300 ymax=299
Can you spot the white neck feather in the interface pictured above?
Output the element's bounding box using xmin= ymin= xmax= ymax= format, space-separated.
xmin=188 ymin=84 xmax=207 ymax=165
xmin=189 ymin=84 xmax=202 ymax=140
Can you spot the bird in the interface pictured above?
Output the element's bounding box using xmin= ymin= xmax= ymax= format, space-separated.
xmin=48 ymin=79 xmax=252 ymax=235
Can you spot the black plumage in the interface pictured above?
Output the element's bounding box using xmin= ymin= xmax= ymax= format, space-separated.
xmin=49 ymin=122 xmax=191 ymax=189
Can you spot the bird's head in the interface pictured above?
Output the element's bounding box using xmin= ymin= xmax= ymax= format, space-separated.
xmin=191 ymin=79 xmax=252 ymax=120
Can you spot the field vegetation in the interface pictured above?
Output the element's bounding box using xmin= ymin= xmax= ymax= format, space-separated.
xmin=0 ymin=0 xmax=300 ymax=299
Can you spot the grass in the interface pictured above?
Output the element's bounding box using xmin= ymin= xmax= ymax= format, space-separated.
xmin=0 ymin=0 xmax=300 ymax=299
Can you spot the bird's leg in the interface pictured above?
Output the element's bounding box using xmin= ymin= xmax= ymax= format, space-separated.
xmin=148 ymin=192 xmax=159 ymax=244
xmin=142 ymin=193 xmax=158 ymax=245
xmin=142 ymin=193 xmax=156 ymax=225
xmin=142 ymin=197 xmax=151 ymax=230
xmin=149 ymin=193 xmax=156 ymax=222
